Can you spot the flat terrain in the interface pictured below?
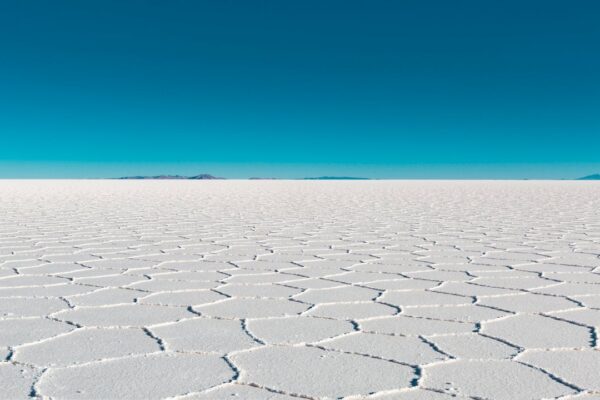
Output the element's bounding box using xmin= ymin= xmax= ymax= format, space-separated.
xmin=1 ymin=180 xmax=599 ymax=400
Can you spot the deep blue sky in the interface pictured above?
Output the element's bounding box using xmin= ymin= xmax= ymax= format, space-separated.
xmin=1 ymin=0 xmax=599 ymax=178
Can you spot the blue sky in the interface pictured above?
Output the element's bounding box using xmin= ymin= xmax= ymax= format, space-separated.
xmin=1 ymin=0 xmax=598 ymax=178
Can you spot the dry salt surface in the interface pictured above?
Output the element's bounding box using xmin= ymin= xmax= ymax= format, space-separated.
xmin=1 ymin=180 xmax=599 ymax=400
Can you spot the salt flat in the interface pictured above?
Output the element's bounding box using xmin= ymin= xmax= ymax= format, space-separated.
xmin=1 ymin=180 xmax=599 ymax=400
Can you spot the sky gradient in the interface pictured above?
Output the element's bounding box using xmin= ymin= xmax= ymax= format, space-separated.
xmin=1 ymin=0 xmax=599 ymax=178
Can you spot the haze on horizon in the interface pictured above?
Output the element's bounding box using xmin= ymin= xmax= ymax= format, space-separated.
xmin=1 ymin=0 xmax=599 ymax=179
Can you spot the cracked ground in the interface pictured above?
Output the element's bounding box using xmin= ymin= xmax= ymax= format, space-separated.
xmin=1 ymin=180 xmax=599 ymax=400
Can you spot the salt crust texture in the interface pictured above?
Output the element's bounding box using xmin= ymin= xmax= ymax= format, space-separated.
xmin=0 ymin=180 xmax=599 ymax=399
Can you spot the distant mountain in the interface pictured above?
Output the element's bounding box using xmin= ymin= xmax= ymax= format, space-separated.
xmin=188 ymin=174 xmax=222 ymax=180
xmin=118 ymin=175 xmax=187 ymax=179
xmin=116 ymin=174 xmax=374 ymax=180
xmin=303 ymin=176 xmax=370 ymax=180
xmin=577 ymin=174 xmax=600 ymax=180
xmin=118 ymin=174 xmax=223 ymax=180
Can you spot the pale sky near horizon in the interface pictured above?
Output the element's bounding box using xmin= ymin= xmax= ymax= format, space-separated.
xmin=1 ymin=1 xmax=599 ymax=178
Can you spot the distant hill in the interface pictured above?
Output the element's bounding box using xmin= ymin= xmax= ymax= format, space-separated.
xmin=303 ymin=176 xmax=370 ymax=180
xmin=188 ymin=174 xmax=222 ymax=180
xmin=116 ymin=175 xmax=373 ymax=180
xmin=118 ymin=174 xmax=223 ymax=180
xmin=577 ymin=174 xmax=600 ymax=180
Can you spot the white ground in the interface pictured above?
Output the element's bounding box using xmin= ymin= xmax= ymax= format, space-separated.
xmin=1 ymin=180 xmax=599 ymax=400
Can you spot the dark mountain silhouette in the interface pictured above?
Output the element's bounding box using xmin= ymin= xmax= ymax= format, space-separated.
xmin=116 ymin=175 xmax=377 ymax=180
xmin=577 ymin=174 xmax=600 ymax=180
xmin=303 ymin=176 xmax=370 ymax=180
xmin=118 ymin=174 xmax=223 ymax=180
xmin=117 ymin=175 xmax=373 ymax=180
xmin=188 ymin=174 xmax=222 ymax=180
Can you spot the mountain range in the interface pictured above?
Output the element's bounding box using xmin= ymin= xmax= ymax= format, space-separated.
xmin=118 ymin=174 xmax=222 ymax=180
xmin=116 ymin=174 xmax=600 ymax=180
xmin=577 ymin=174 xmax=600 ymax=180
xmin=117 ymin=175 xmax=371 ymax=180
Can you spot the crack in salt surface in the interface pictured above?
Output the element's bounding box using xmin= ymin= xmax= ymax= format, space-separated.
xmin=0 ymin=180 xmax=599 ymax=399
